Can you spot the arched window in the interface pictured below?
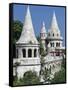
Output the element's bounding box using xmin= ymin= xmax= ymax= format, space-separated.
xmin=22 ymin=49 xmax=26 ymax=57
xmin=50 ymin=43 xmax=52 ymax=47
xmin=56 ymin=42 xmax=58 ymax=47
xmin=50 ymin=42 xmax=54 ymax=47
xmin=56 ymin=42 xmax=60 ymax=47
xmin=53 ymin=42 xmax=54 ymax=47
xmin=34 ymin=49 xmax=37 ymax=57
xmin=53 ymin=33 xmax=54 ymax=36
xmin=58 ymin=43 xmax=60 ymax=47
xmin=28 ymin=49 xmax=32 ymax=57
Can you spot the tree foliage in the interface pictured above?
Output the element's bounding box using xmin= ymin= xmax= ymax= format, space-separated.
xmin=12 ymin=20 xmax=23 ymax=43
xmin=37 ymin=36 xmax=40 ymax=42
xmin=62 ymin=55 xmax=66 ymax=69
xmin=12 ymin=20 xmax=23 ymax=58
xmin=40 ymin=41 xmax=44 ymax=55
xmin=51 ymin=68 xmax=66 ymax=84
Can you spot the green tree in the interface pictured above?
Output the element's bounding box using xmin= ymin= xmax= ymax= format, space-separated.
xmin=40 ymin=41 xmax=44 ymax=55
xmin=12 ymin=20 xmax=23 ymax=58
xmin=51 ymin=68 xmax=66 ymax=84
xmin=37 ymin=36 xmax=40 ymax=42
xmin=12 ymin=20 xmax=23 ymax=43
xmin=61 ymin=54 xmax=66 ymax=69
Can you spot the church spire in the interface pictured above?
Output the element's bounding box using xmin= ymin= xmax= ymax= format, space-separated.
xmin=51 ymin=12 xmax=59 ymax=30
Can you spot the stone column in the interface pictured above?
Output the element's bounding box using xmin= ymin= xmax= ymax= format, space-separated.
xmin=32 ymin=48 xmax=34 ymax=58
xmin=21 ymin=48 xmax=23 ymax=58
xmin=18 ymin=49 xmax=20 ymax=58
xmin=37 ymin=48 xmax=39 ymax=57
xmin=60 ymin=42 xmax=62 ymax=47
xmin=26 ymin=48 xmax=28 ymax=58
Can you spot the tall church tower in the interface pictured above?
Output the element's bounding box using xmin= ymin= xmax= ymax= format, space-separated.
xmin=40 ymin=21 xmax=47 ymax=51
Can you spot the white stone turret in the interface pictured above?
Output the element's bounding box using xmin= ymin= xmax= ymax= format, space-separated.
xmin=47 ymin=12 xmax=63 ymax=55
xmin=40 ymin=21 xmax=47 ymax=50
xmin=16 ymin=6 xmax=39 ymax=44
xmin=16 ymin=6 xmax=40 ymax=59
xmin=14 ymin=6 xmax=41 ymax=78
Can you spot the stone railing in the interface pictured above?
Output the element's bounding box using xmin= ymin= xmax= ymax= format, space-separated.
xmin=13 ymin=58 xmax=41 ymax=66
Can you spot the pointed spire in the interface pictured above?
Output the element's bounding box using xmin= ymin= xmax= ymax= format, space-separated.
xmin=25 ymin=5 xmax=31 ymax=21
xmin=41 ymin=21 xmax=46 ymax=33
xmin=16 ymin=6 xmax=38 ymax=44
xmin=51 ymin=12 xmax=59 ymax=30
xmin=27 ymin=5 xmax=30 ymax=15
xmin=23 ymin=5 xmax=34 ymax=30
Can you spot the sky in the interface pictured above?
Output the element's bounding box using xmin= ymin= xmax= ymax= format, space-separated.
xmin=13 ymin=4 xmax=66 ymax=46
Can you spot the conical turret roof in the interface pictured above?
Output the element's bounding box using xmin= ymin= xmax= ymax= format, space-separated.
xmin=49 ymin=12 xmax=60 ymax=35
xmin=16 ymin=6 xmax=39 ymax=44
xmin=47 ymin=12 xmax=63 ymax=39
